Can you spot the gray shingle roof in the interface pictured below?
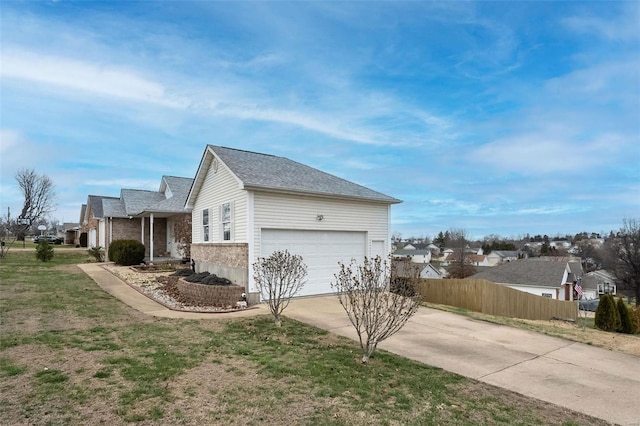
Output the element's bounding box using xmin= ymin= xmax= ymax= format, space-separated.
xmin=102 ymin=197 xmax=127 ymax=218
xmin=209 ymin=145 xmax=401 ymax=203
xmin=470 ymin=259 xmax=570 ymax=288
xmin=121 ymin=189 xmax=166 ymax=216
xmin=149 ymin=176 xmax=194 ymax=212
xmin=79 ymin=204 xmax=86 ymax=223
xmin=87 ymin=195 xmax=119 ymax=219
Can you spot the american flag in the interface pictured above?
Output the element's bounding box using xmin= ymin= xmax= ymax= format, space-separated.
xmin=575 ymin=279 xmax=583 ymax=297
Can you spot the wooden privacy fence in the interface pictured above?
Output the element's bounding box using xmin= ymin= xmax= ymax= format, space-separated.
xmin=415 ymin=279 xmax=578 ymax=320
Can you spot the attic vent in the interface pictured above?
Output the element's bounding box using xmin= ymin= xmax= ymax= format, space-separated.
xmin=212 ymin=158 xmax=219 ymax=173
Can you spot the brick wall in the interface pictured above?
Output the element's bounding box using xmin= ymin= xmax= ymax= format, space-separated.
xmin=191 ymin=243 xmax=249 ymax=289
xmin=176 ymin=279 xmax=245 ymax=307
xmin=107 ymin=217 xmax=168 ymax=259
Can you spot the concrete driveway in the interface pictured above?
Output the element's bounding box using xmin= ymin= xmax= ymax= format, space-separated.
xmin=285 ymin=296 xmax=640 ymax=426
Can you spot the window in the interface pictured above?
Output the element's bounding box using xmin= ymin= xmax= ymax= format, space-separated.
xmin=221 ymin=202 xmax=232 ymax=241
xmin=202 ymin=209 xmax=209 ymax=242
xmin=542 ymin=293 xmax=553 ymax=298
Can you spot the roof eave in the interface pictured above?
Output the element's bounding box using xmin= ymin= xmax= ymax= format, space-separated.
xmin=244 ymin=184 xmax=402 ymax=204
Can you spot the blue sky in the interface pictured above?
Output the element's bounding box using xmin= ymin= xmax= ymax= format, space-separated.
xmin=1 ymin=1 xmax=638 ymax=240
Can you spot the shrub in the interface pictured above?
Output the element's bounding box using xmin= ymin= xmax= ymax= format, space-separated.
xmin=173 ymin=268 xmax=194 ymax=277
xmin=201 ymin=274 xmax=232 ymax=286
xmin=184 ymin=272 xmax=210 ymax=283
xmin=616 ymin=298 xmax=634 ymax=334
xmin=35 ymin=240 xmax=54 ymax=262
xmin=631 ymin=307 xmax=640 ymax=334
xmin=87 ymin=246 xmax=104 ymax=262
xmin=595 ymin=294 xmax=621 ymax=332
xmin=108 ymin=239 xmax=145 ymax=266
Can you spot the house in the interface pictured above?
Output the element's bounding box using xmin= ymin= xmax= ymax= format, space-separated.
xmin=100 ymin=176 xmax=194 ymax=261
xmin=392 ymin=248 xmax=432 ymax=263
xmin=185 ymin=145 xmax=401 ymax=302
xmin=584 ymin=270 xmax=617 ymax=298
xmin=486 ymin=250 xmax=519 ymax=266
xmin=61 ymin=222 xmax=80 ymax=245
xmin=470 ymin=259 xmax=584 ymax=300
xmin=393 ymin=260 xmax=443 ymax=279
xmin=82 ymin=195 xmax=119 ymax=249
xmin=441 ymin=252 xmax=488 ymax=267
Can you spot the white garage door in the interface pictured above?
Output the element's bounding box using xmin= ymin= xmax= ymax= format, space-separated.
xmin=260 ymin=229 xmax=366 ymax=297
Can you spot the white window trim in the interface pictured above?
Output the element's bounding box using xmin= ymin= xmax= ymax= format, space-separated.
xmin=219 ymin=201 xmax=234 ymax=242
xmin=202 ymin=208 xmax=210 ymax=242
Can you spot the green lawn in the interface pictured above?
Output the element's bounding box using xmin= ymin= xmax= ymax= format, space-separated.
xmin=0 ymin=250 xmax=607 ymax=425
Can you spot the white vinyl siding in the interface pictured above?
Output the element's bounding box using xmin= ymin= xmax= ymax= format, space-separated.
xmin=252 ymin=192 xmax=390 ymax=258
xmin=191 ymin=157 xmax=247 ymax=243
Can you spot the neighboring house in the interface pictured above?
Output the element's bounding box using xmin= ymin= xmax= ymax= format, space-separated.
xmin=61 ymin=222 xmax=80 ymax=245
xmin=394 ymin=260 xmax=443 ymax=279
xmin=392 ymin=248 xmax=432 ymax=263
xmin=486 ymin=250 xmax=519 ymax=266
xmin=443 ymin=253 xmax=488 ymax=267
xmin=185 ymin=145 xmax=401 ymax=302
xmin=419 ymin=263 xmax=443 ymax=279
xmin=101 ymin=176 xmax=194 ymax=261
xmin=82 ymin=195 xmax=120 ymax=249
xmin=470 ymin=259 xmax=584 ymax=300
xmin=550 ymin=241 xmax=572 ymax=249
xmin=585 ymin=270 xmax=617 ymax=298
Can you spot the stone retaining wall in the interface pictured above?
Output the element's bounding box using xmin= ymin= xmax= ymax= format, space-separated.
xmin=176 ymin=278 xmax=244 ymax=307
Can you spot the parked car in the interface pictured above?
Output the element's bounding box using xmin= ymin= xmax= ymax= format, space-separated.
xmin=33 ymin=234 xmax=63 ymax=245
xmin=579 ymin=299 xmax=599 ymax=312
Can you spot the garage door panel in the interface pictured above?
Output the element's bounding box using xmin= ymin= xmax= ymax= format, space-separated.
xmin=261 ymin=229 xmax=366 ymax=297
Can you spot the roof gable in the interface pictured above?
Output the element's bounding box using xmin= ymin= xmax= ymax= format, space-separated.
xmin=186 ymin=145 xmax=401 ymax=208
xmin=471 ymin=259 xmax=570 ymax=288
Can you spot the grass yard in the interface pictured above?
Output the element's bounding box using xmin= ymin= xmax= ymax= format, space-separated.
xmin=0 ymin=250 xmax=608 ymax=425
xmin=424 ymin=302 xmax=640 ymax=357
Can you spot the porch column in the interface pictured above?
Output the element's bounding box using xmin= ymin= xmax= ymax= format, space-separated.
xmin=141 ymin=217 xmax=145 ymax=243
xmin=150 ymin=213 xmax=154 ymax=262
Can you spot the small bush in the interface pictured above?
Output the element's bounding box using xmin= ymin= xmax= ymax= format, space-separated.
xmin=616 ymin=298 xmax=634 ymax=334
xmin=173 ymin=269 xmax=194 ymax=277
xmin=390 ymin=276 xmax=417 ymax=297
xmin=108 ymin=239 xmax=145 ymax=266
xmin=595 ymin=294 xmax=621 ymax=332
xmin=87 ymin=246 xmax=104 ymax=262
xmin=201 ymin=274 xmax=232 ymax=286
xmin=35 ymin=240 xmax=54 ymax=262
xmin=631 ymin=307 xmax=640 ymax=334
xmin=185 ymin=272 xmax=210 ymax=283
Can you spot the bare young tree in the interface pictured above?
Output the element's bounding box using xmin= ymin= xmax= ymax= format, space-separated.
xmin=333 ymin=256 xmax=421 ymax=363
xmin=446 ymin=228 xmax=476 ymax=278
xmin=253 ymin=250 xmax=307 ymax=327
xmin=605 ymin=219 xmax=640 ymax=306
xmin=15 ymin=169 xmax=55 ymax=237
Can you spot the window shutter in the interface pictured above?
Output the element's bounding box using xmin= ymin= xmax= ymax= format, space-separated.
xmin=230 ymin=201 xmax=235 ymax=241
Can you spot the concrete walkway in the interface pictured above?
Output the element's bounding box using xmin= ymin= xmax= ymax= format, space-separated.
xmin=80 ymin=264 xmax=639 ymax=425
xmin=78 ymin=263 xmax=267 ymax=319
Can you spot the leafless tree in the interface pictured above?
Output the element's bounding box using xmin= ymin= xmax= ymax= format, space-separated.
xmin=173 ymin=214 xmax=192 ymax=260
xmin=333 ymin=256 xmax=421 ymax=363
xmin=605 ymin=219 xmax=640 ymax=306
xmin=253 ymin=250 xmax=307 ymax=327
xmin=15 ymin=169 xmax=55 ymax=236
xmin=446 ymin=228 xmax=476 ymax=278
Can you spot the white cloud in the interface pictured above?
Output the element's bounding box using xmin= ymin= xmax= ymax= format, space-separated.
xmin=562 ymin=5 xmax=640 ymax=42
xmin=1 ymin=49 xmax=186 ymax=108
xmin=84 ymin=179 xmax=159 ymax=190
